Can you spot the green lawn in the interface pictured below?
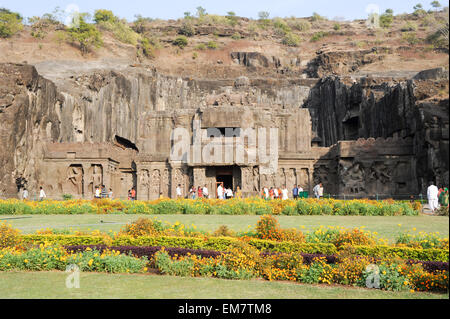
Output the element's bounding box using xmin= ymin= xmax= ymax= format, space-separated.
xmin=1 ymin=214 xmax=448 ymax=243
xmin=0 ymin=271 xmax=446 ymax=299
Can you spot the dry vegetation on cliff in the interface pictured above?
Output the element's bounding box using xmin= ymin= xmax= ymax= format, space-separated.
xmin=0 ymin=5 xmax=448 ymax=79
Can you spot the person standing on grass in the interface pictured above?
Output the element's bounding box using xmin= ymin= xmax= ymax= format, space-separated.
xmin=313 ymin=183 xmax=323 ymax=199
xmin=273 ymin=187 xmax=279 ymax=199
xmin=101 ymin=185 xmax=107 ymax=198
xmin=292 ymin=185 xmax=299 ymax=199
xmin=427 ymin=182 xmax=439 ymax=212
xmin=39 ymin=186 xmax=46 ymax=201
xmin=108 ymin=188 xmax=113 ymax=199
xmin=176 ymin=184 xmax=182 ymax=199
xmin=203 ymin=184 xmax=209 ymax=199
xmin=131 ymin=187 xmax=136 ymax=201
xmin=282 ymin=186 xmax=289 ymax=200
xmin=22 ymin=188 xmax=29 ymax=200
xmin=95 ymin=186 xmax=101 ymax=199
xmin=217 ymin=183 xmax=224 ymax=199
xmin=439 ymin=187 xmax=448 ymax=208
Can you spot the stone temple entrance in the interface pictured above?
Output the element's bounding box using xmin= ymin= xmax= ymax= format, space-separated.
xmin=216 ymin=166 xmax=234 ymax=189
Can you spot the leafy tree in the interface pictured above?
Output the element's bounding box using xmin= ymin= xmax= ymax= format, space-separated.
xmin=431 ymin=1 xmax=442 ymax=11
xmin=258 ymin=11 xmax=270 ymax=20
xmin=257 ymin=11 xmax=270 ymax=28
xmin=93 ymin=9 xmax=116 ymax=24
xmin=0 ymin=8 xmax=23 ymax=38
xmin=413 ymin=3 xmax=427 ymax=17
xmin=226 ymin=11 xmax=238 ymax=26
xmin=379 ymin=9 xmax=394 ymax=28
xmin=67 ymin=13 xmax=103 ymax=54
xmin=196 ymin=6 xmax=207 ymax=18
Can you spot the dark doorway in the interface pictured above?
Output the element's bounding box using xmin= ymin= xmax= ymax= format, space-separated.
xmin=216 ymin=166 xmax=234 ymax=189
xmin=217 ymin=175 xmax=233 ymax=189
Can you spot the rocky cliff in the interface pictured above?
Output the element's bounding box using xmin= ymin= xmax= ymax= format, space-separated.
xmin=0 ymin=60 xmax=448 ymax=197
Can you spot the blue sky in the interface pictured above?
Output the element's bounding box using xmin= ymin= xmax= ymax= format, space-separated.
xmin=0 ymin=0 xmax=447 ymax=21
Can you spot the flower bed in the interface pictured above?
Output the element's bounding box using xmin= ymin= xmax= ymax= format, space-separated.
xmin=0 ymin=197 xmax=419 ymax=216
xmin=1 ymin=219 xmax=448 ymax=293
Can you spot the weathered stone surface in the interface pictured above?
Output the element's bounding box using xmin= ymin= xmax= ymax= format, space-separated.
xmin=0 ymin=61 xmax=448 ymax=199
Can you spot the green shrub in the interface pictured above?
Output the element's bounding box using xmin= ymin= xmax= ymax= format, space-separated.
xmin=173 ymin=36 xmax=188 ymax=49
xmin=310 ymin=31 xmax=328 ymax=42
xmin=402 ymin=32 xmax=420 ymax=45
xmin=207 ymin=40 xmax=218 ymax=49
xmin=67 ymin=13 xmax=103 ymax=54
xmin=333 ymin=23 xmax=341 ymax=31
xmin=0 ymin=8 xmax=23 ymax=38
xmin=93 ymin=9 xmax=116 ymax=23
xmin=310 ymin=12 xmax=326 ymax=22
xmin=282 ymin=32 xmax=301 ymax=46
xmin=179 ymin=21 xmax=195 ymax=37
xmin=379 ymin=10 xmax=394 ymax=28
xmin=401 ymin=21 xmax=418 ymax=32
xmin=62 ymin=194 xmax=73 ymax=200
xmin=231 ymin=32 xmax=241 ymax=40
xmin=289 ymin=20 xmax=311 ymax=32
xmin=155 ymin=250 xmax=193 ymax=276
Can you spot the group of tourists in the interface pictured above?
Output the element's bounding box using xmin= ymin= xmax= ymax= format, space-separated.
xmin=427 ymin=182 xmax=449 ymax=212
xmin=94 ymin=185 xmax=114 ymax=199
xmin=258 ymin=183 xmax=323 ymax=200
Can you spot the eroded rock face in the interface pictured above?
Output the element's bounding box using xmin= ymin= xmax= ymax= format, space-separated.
xmin=305 ymin=48 xmax=388 ymax=78
xmin=0 ymin=62 xmax=448 ymax=199
xmin=304 ymin=75 xmax=449 ymax=193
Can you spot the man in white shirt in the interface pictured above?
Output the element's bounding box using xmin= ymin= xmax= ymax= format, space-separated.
xmin=313 ymin=183 xmax=323 ymax=199
xmin=226 ymin=188 xmax=233 ymax=199
xmin=281 ymin=186 xmax=289 ymax=200
xmin=39 ymin=186 xmax=46 ymax=201
xmin=273 ymin=188 xmax=279 ymax=199
xmin=22 ymin=188 xmax=29 ymax=200
xmin=203 ymin=185 xmax=209 ymax=199
xmin=264 ymin=187 xmax=269 ymax=199
xmin=217 ymin=183 xmax=224 ymax=199
xmin=427 ymin=182 xmax=439 ymax=212
xmin=176 ymin=184 xmax=182 ymax=199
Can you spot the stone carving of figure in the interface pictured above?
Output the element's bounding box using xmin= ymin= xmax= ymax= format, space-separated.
xmin=67 ymin=166 xmax=83 ymax=195
xmin=286 ymin=169 xmax=296 ymax=189
xmin=253 ymin=167 xmax=259 ymax=191
xmin=151 ymin=169 xmax=161 ymax=197
xmin=161 ymin=169 xmax=169 ymax=196
xmin=90 ymin=165 xmax=102 ymax=194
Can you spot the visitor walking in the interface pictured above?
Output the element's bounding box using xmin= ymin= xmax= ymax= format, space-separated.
xmin=217 ymin=183 xmax=224 ymax=199
xmin=197 ymin=186 xmax=203 ymax=198
xmin=22 ymin=188 xmax=28 ymax=200
xmin=263 ymin=186 xmax=269 ymax=200
xmin=235 ymin=186 xmax=242 ymax=199
xmin=130 ymin=187 xmax=136 ymax=201
xmin=226 ymin=187 xmax=233 ymax=199
xmin=101 ymin=185 xmax=107 ymax=198
xmin=39 ymin=186 xmax=46 ymax=201
xmin=95 ymin=186 xmax=101 ymax=199
xmin=282 ymin=186 xmax=289 ymax=200
xmin=202 ymin=185 xmax=209 ymax=199
xmin=128 ymin=189 xmax=131 ymax=200
xmin=176 ymin=184 xmax=182 ymax=199
xmin=108 ymin=188 xmax=113 ymax=199
xmin=189 ymin=186 xmax=196 ymax=199
xmin=438 ymin=187 xmax=448 ymax=208
xmin=313 ymin=183 xmax=323 ymax=199
xmin=273 ymin=187 xmax=279 ymax=199
xmin=292 ymin=185 xmax=298 ymax=199
xmin=427 ymin=182 xmax=439 ymax=212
